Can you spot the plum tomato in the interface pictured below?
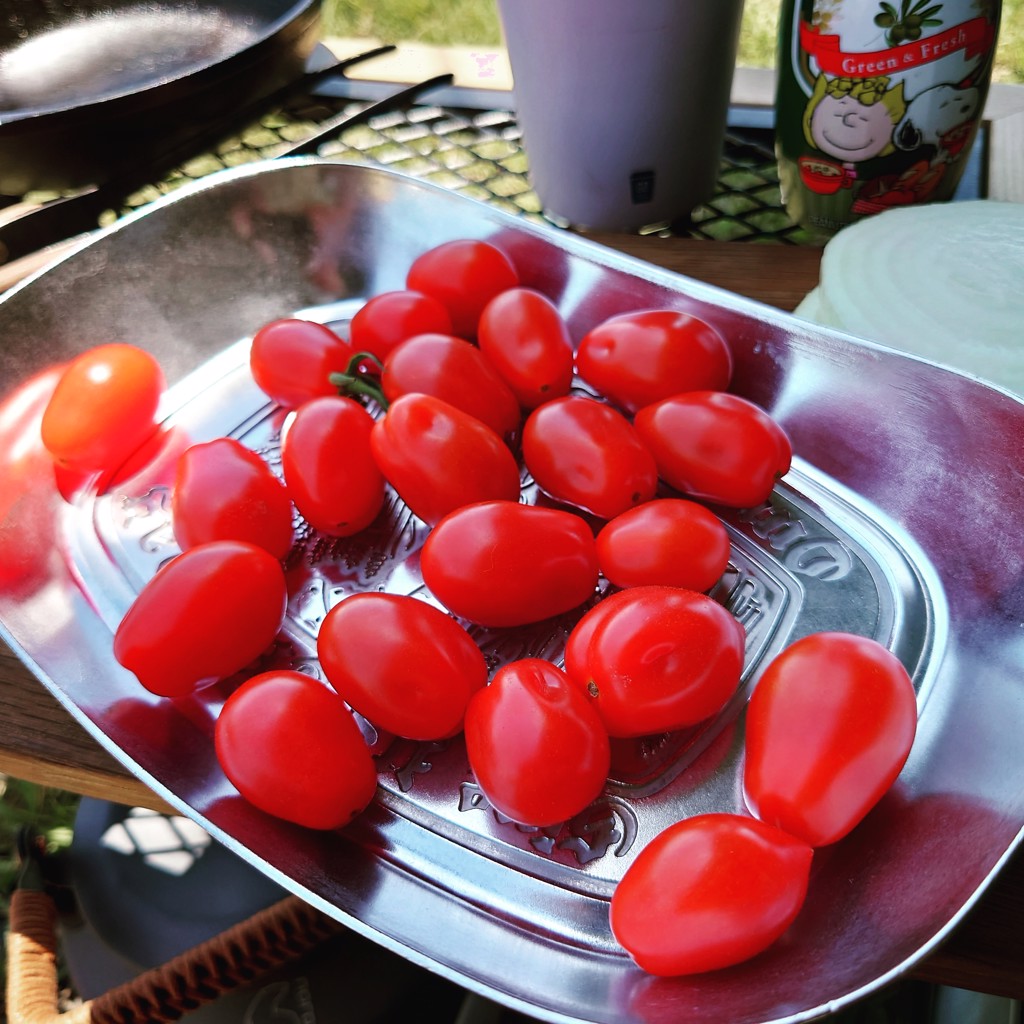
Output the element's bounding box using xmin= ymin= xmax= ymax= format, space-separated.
xmin=464 ymin=658 xmax=611 ymax=827
xmin=405 ymin=238 xmax=520 ymax=338
xmin=0 ymin=367 xmax=66 ymax=596
xmin=522 ymin=395 xmax=658 ymax=519
xmin=562 ymin=595 xmax=617 ymax=690
xmin=113 ymin=540 xmax=287 ymax=698
xmin=40 ymin=343 xmax=164 ymax=474
xmin=610 ymin=813 xmax=813 ymax=976
xmin=381 ymin=333 xmax=522 ymax=440
xmin=370 ymin=393 xmax=521 ymax=526
xmin=576 ymin=309 xmax=733 ymax=414
xmin=348 ymin=289 xmax=453 ymax=361
xmin=477 ymin=287 xmax=575 ymax=409
xmin=596 ymin=498 xmax=730 ymax=592
xmin=421 ymin=500 xmax=600 ymax=628
xmin=565 ymin=585 xmax=745 ymax=737
xmin=317 ymin=592 xmax=488 ymax=741
xmin=743 ymin=631 xmax=918 ymax=847
xmin=249 ymin=318 xmax=352 ymax=408
xmin=281 ymin=396 xmax=385 ymax=537
xmin=215 ymin=670 xmax=377 ymax=830
xmin=633 ymin=390 xmax=792 ymax=509
xmin=172 ymin=437 xmax=294 ymax=559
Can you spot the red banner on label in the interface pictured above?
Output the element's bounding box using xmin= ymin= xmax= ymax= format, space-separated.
xmin=800 ymin=17 xmax=994 ymax=78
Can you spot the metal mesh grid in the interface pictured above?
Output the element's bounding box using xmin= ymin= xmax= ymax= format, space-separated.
xmin=110 ymin=89 xmax=819 ymax=245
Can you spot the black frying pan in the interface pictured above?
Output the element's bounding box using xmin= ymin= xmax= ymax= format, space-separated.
xmin=0 ymin=0 xmax=321 ymax=195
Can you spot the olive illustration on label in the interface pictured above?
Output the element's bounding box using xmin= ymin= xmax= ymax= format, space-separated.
xmin=874 ymin=0 xmax=944 ymax=44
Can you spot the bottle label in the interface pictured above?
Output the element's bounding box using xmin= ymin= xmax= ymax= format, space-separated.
xmin=775 ymin=0 xmax=1001 ymax=236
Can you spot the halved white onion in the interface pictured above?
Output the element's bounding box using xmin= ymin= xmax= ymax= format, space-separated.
xmin=794 ymin=200 xmax=1024 ymax=397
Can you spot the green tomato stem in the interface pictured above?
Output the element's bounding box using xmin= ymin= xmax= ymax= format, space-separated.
xmin=329 ymin=351 xmax=388 ymax=409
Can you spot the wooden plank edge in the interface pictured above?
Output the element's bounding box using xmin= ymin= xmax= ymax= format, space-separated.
xmin=0 ymin=749 xmax=174 ymax=815
xmin=321 ymin=36 xmax=782 ymax=109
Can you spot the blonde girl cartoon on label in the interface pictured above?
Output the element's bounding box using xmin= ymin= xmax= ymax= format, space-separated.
xmin=800 ymin=74 xmax=906 ymax=192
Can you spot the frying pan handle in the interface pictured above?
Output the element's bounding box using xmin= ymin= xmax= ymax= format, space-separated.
xmin=0 ymin=193 xmax=109 ymax=269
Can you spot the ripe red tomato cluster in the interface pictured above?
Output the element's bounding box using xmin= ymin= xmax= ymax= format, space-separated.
xmin=36 ymin=236 xmax=918 ymax=981
xmin=610 ymin=631 xmax=917 ymax=976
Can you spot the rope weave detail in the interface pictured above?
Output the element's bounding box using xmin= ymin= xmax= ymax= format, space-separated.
xmin=7 ymin=890 xmax=344 ymax=1024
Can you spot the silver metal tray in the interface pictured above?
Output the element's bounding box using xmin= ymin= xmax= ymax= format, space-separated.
xmin=2 ymin=160 xmax=1023 ymax=1024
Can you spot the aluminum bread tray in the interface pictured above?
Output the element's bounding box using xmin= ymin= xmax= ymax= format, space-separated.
xmin=1 ymin=159 xmax=1022 ymax=1024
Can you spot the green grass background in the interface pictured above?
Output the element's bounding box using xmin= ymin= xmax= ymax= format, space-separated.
xmin=321 ymin=0 xmax=1023 ymax=83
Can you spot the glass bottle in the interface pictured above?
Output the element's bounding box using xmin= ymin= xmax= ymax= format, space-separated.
xmin=775 ymin=0 xmax=1002 ymax=239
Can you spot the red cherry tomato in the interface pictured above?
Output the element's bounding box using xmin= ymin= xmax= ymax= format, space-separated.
xmin=562 ymin=595 xmax=617 ymax=689
xmin=215 ymin=670 xmax=377 ymax=830
xmin=348 ymin=289 xmax=453 ymax=361
xmin=576 ymin=309 xmax=733 ymax=414
xmin=317 ymin=592 xmax=488 ymax=741
xmin=421 ymin=500 xmax=600 ymax=627
xmin=565 ymin=585 xmax=745 ymax=737
xmin=0 ymin=367 xmax=66 ymax=596
xmin=464 ymin=658 xmax=610 ymax=827
xmin=40 ymin=343 xmax=164 ymax=474
xmin=249 ymin=318 xmax=351 ymax=408
xmin=172 ymin=438 xmax=294 ymax=559
xmin=633 ymin=391 xmax=792 ymax=508
xmin=381 ymin=333 xmax=522 ymax=440
xmin=522 ymin=395 xmax=658 ymax=519
xmin=610 ymin=813 xmax=813 ymax=976
xmin=405 ymin=238 xmax=520 ymax=338
xmin=281 ymin=396 xmax=385 ymax=536
xmin=370 ymin=393 xmax=521 ymax=527
xmin=113 ymin=540 xmax=287 ymax=698
xmin=596 ymin=498 xmax=730 ymax=592
xmin=477 ymin=287 xmax=575 ymax=409
xmin=743 ymin=631 xmax=918 ymax=847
